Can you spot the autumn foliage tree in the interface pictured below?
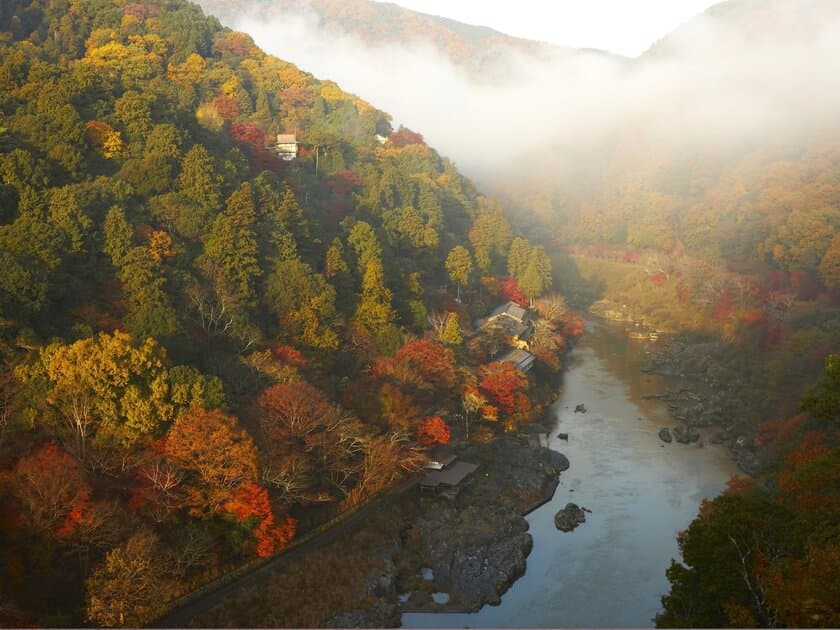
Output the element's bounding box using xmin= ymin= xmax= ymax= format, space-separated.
xmin=498 ymin=277 xmax=528 ymax=307
xmin=378 ymin=382 xmax=422 ymax=432
xmin=9 ymin=442 xmax=91 ymax=541
xmin=222 ymin=482 xmax=296 ymax=557
xmin=393 ymin=339 xmax=457 ymax=391
xmin=659 ymin=358 xmax=840 ymax=628
xmin=28 ymin=331 xmax=222 ymax=469
xmin=258 ymin=381 xmax=336 ymax=445
xmin=85 ymin=530 xmax=173 ymax=627
xmin=478 ymin=362 xmax=530 ymax=416
xmin=164 ymin=407 xmax=259 ymax=516
xmin=416 ymin=416 xmax=451 ymax=445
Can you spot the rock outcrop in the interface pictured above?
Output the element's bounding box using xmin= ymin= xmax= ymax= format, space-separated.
xmin=554 ymin=503 xmax=587 ymax=532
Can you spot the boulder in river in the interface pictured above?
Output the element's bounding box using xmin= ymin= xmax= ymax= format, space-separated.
xmin=548 ymin=450 xmax=570 ymax=472
xmin=709 ymin=432 xmax=726 ymax=445
xmin=555 ymin=503 xmax=587 ymax=532
xmin=673 ymin=425 xmax=700 ymax=444
xmin=658 ymin=428 xmax=672 ymax=443
xmin=574 ymin=404 xmax=587 ymax=413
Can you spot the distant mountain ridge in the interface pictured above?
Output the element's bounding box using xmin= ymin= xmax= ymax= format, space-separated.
xmin=195 ymin=0 xmax=623 ymax=78
xmin=641 ymin=0 xmax=840 ymax=59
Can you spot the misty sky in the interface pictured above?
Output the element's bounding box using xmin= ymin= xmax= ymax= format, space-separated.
xmin=376 ymin=0 xmax=720 ymax=57
xmin=231 ymin=0 xmax=840 ymax=178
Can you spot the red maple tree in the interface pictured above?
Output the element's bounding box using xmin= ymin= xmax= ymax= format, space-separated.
xmin=478 ymin=362 xmax=529 ymax=415
xmin=224 ymin=482 xmax=296 ymax=557
xmin=416 ymin=416 xmax=451 ymax=445
xmin=10 ymin=443 xmax=92 ymax=540
xmin=498 ymin=277 xmax=528 ymax=307
xmin=393 ymin=339 xmax=457 ymax=390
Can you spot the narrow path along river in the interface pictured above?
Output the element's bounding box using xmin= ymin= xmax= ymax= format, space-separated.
xmin=402 ymin=320 xmax=739 ymax=628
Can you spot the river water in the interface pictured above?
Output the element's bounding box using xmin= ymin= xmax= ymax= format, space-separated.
xmin=402 ymin=320 xmax=738 ymax=628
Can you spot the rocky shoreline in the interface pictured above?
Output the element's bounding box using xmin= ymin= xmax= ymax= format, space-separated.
xmin=324 ymin=436 xmax=567 ymax=626
xmin=641 ymin=338 xmax=763 ymax=473
xmin=592 ymin=303 xmax=761 ymax=473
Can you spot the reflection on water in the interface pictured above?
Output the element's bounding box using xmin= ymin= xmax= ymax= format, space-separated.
xmin=402 ymin=321 xmax=738 ymax=628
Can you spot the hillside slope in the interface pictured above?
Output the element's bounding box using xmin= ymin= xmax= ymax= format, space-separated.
xmin=0 ymin=0 xmax=572 ymax=625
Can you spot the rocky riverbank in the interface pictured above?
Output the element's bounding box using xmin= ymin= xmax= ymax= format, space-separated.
xmin=190 ymin=435 xmax=566 ymax=628
xmin=587 ymin=307 xmax=764 ymax=473
xmin=641 ymin=337 xmax=763 ymax=473
xmin=392 ymin=436 xmax=566 ymax=615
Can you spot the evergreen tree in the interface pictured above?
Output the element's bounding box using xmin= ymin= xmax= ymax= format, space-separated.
xmin=354 ymin=258 xmax=396 ymax=332
xmin=202 ymin=182 xmax=261 ymax=306
xmin=119 ymin=241 xmax=179 ymax=340
xmin=348 ymin=221 xmax=382 ymax=272
xmin=103 ymin=205 xmax=132 ymax=268
xmin=507 ymin=237 xmax=532 ymax=280
xmin=177 ymin=145 xmax=222 ymax=212
xmin=445 ymin=245 xmax=473 ymax=301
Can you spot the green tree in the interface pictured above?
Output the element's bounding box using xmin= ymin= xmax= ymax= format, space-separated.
xmin=507 ymin=237 xmax=532 ymax=279
xmin=276 ymin=185 xmax=309 ymax=243
xmin=518 ymin=247 xmax=552 ymax=305
xmin=266 ymin=258 xmax=339 ymax=350
xmin=202 ymin=182 xmax=261 ymax=306
xmin=324 ymin=237 xmax=354 ymax=312
xmin=144 ymin=124 xmax=183 ymax=161
xmin=113 ymin=90 xmax=152 ymax=142
xmin=118 ymin=239 xmax=179 ymax=340
xmin=177 ymin=144 xmax=222 ymax=212
xmin=819 ymin=233 xmax=840 ymax=291
xmin=347 ymin=221 xmax=382 ymax=272
xmin=656 ymin=494 xmax=793 ymax=628
xmin=469 ymin=201 xmax=513 ymax=273
xmin=801 ymin=354 xmax=840 ymax=422
xmin=445 ymin=245 xmax=473 ymax=301
xmin=354 ymin=258 xmax=396 ymax=333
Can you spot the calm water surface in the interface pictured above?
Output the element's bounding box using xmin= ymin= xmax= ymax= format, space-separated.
xmin=402 ymin=320 xmax=738 ymax=628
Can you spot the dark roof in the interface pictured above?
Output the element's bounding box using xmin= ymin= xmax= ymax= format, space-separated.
xmin=421 ymin=461 xmax=479 ymax=488
xmin=424 ymin=452 xmax=457 ymax=470
xmin=489 ymin=301 xmax=527 ymax=323
xmin=500 ymin=348 xmax=535 ymax=371
xmin=510 ymin=321 xmax=530 ymax=338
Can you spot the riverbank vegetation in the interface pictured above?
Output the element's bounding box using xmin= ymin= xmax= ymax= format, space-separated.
xmin=657 ymin=354 xmax=840 ymax=627
xmin=557 ymin=252 xmax=839 ymax=423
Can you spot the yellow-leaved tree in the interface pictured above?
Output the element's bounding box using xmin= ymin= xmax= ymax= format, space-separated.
xmin=35 ymin=331 xmax=223 ymax=465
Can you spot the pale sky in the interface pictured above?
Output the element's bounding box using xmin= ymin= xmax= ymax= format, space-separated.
xmin=377 ymin=0 xmax=723 ymax=57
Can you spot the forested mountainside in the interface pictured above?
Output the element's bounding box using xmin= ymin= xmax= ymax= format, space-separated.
xmin=0 ymin=0 xmax=576 ymax=625
xmin=194 ymin=0 xmax=620 ymax=79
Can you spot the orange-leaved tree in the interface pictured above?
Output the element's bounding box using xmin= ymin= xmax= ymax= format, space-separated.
xmin=223 ymin=482 xmax=296 ymax=557
xmin=478 ymin=362 xmax=529 ymax=416
xmin=416 ymin=416 xmax=451 ymax=445
xmin=164 ymin=407 xmax=258 ymax=517
xmin=394 ymin=339 xmax=457 ymax=391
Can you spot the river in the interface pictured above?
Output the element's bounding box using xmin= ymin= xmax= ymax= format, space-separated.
xmin=402 ymin=320 xmax=739 ymax=628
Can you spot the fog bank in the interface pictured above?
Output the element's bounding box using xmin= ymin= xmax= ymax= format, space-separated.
xmin=226 ymin=1 xmax=840 ymax=178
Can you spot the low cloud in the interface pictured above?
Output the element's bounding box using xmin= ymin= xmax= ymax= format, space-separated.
xmin=228 ymin=1 xmax=840 ymax=183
